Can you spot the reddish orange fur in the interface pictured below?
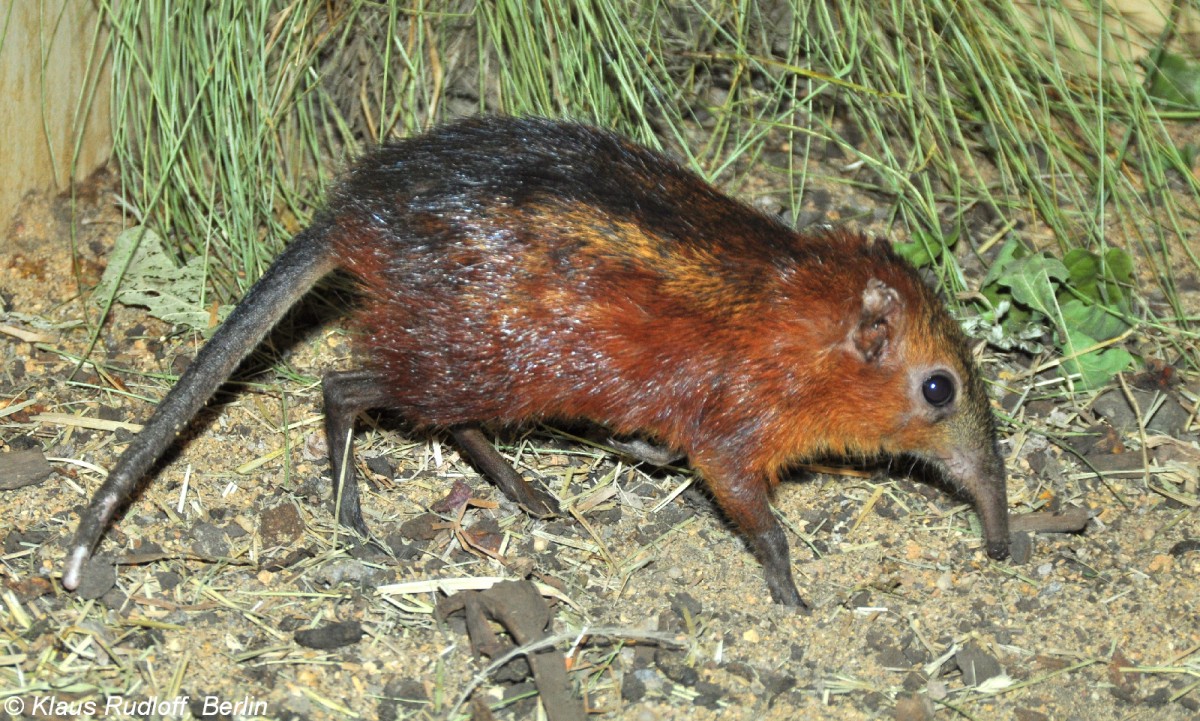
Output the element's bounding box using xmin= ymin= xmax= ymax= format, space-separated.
xmin=322 ymin=117 xmax=1008 ymax=605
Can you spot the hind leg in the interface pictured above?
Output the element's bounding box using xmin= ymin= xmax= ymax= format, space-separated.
xmin=451 ymin=426 xmax=559 ymax=517
xmin=323 ymin=369 xmax=395 ymax=536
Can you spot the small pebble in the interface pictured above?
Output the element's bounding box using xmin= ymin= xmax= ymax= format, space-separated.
xmin=893 ymin=693 xmax=934 ymax=721
xmin=294 ymin=620 xmax=363 ymax=650
xmin=73 ymin=556 xmax=117 ymax=601
xmin=1169 ymin=539 xmax=1200 ymax=556
xmin=1148 ymin=554 xmax=1173 ymax=573
xmin=926 ymin=679 xmax=947 ymax=701
xmin=634 ymin=667 xmax=662 ymax=693
xmin=956 ymin=641 xmax=1003 ymax=687
xmin=258 ymin=502 xmax=304 ymax=548
xmin=1009 ymin=531 xmax=1032 ymax=564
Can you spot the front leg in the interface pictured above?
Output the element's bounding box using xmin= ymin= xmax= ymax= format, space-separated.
xmin=322 ymin=369 xmax=395 ymax=536
xmin=692 ymin=456 xmax=807 ymax=609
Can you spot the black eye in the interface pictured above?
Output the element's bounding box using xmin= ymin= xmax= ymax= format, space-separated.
xmin=922 ymin=372 xmax=955 ymax=407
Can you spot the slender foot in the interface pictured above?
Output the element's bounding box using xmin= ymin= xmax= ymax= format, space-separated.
xmin=452 ymin=426 xmax=559 ymax=517
xmin=322 ymin=369 xmax=395 ymax=536
xmin=753 ymin=523 xmax=809 ymax=611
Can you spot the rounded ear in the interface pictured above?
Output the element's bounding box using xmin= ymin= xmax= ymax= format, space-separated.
xmin=853 ymin=278 xmax=902 ymax=362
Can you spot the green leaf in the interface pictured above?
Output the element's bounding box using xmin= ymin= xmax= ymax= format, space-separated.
xmin=1059 ymin=298 xmax=1130 ymax=343
xmin=1062 ymin=248 xmax=1099 ymax=299
xmin=93 ymin=226 xmax=231 ymax=334
xmin=1060 ymin=326 xmax=1134 ymax=389
xmin=896 ymin=229 xmax=957 ymax=269
xmin=894 ymin=237 xmax=942 ymax=268
xmin=992 ymin=253 xmax=1068 ymax=319
xmin=980 ymin=237 xmax=1026 ymax=289
xmin=979 ymin=239 xmax=1036 ymax=329
xmin=1061 ymin=247 xmax=1133 ymax=307
xmin=1101 ymin=247 xmax=1133 ymax=282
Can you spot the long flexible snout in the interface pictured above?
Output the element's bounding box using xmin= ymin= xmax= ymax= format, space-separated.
xmin=980 ymin=493 xmax=1011 ymax=561
xmin=938 ymin=446 xmax=1010 ymax=560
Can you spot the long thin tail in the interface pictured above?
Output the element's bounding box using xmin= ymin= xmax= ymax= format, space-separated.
xmin=62 ymin=225 xmax=337 ymax=589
